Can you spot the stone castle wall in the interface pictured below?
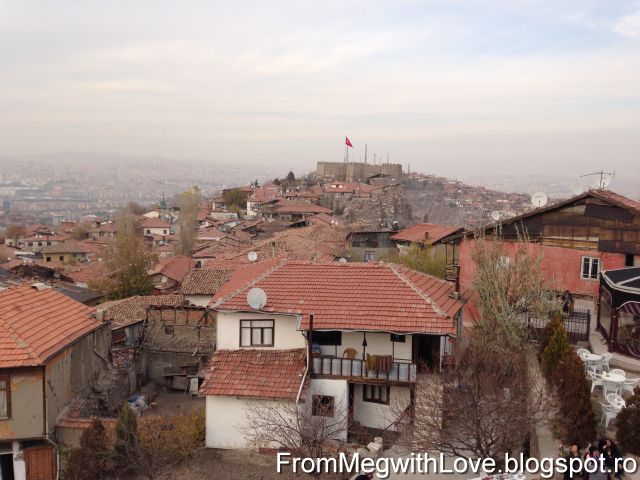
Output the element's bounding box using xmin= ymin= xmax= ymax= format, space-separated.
xmin=316 ymin=161 xmax=403 ymax=181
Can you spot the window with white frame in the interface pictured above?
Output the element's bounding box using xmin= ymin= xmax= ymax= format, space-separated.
xmin=240 ymin=320 xmax=274 ymax=347
xmin=581 ymin=256 xmax=600 ymax=280
xmin=363 ymin=384 xmax=390 ymax=404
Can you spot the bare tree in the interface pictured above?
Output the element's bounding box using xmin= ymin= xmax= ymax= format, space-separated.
xmin=242 ymin=395 xmax=348 ymax=479
xmin=176 ymin=186 xmax=202 ymax=256
xmin=89 ymin=207 xmax=156 ymax=299
xmin=471 ymin=230 xmax=552 ymax=352
xmin=398 ymin=338 xmax=547 ymax=464
xmin=396 ymin=233 xmax=551 ymax=463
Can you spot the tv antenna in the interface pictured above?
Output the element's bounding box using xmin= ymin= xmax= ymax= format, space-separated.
xmin=580 ymin=170 xmax=614 ymax=190
xmin=531 ymin=192 xmax=548 ymax=209
xmin=247 ymin=287 xmax=268 ymax=310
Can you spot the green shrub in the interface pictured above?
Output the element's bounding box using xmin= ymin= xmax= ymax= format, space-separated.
xmin=555 ymin=349 xmax=596 ymax=446
xmin=617 ymin=386 xmax=640 ymax=455
xmin=540 ymin=313 xmax=569 ymax=379
xmin=64 ymin=420 xmax=113 ymax=480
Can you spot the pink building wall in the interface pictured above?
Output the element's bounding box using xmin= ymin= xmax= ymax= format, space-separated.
xmin=458 ymin=239 xmax=626 ymax=320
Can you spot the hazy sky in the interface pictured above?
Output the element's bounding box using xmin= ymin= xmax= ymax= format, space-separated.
xmin=1 ymin=0 xmax=639 ymax=179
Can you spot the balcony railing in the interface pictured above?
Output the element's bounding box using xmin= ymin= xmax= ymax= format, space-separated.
xmin=311 ymin=355 xmax=417 ymax=383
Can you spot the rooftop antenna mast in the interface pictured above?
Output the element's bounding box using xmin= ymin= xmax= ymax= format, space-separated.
xmin=580 ymin=170 xmax=615 ymax=190
xmin=364 ymin=144 xmax=368 ymax=164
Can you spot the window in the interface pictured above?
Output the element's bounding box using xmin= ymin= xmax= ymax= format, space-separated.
xmin=0 ymin=375 xmax=9 ymax=419
xmin=163 ymin=230 xmax=168 ymax=235
xmin=312 ymin=395 xmax=335 ymax=416
xmin=164 ymin=326 xmax=174 ymax=336
xmin=581 ymin=256 xmax=600 ymax=280
xmin=626 ymin=254 xmax=635 ymax=267
xmin=146 ymin=229 xmax=151 ymax=234
xmin=240 ymin=320 xmax=274 ymax=347
xmin=59 ymin=256 xmax=64 ymax=261
xmin=363 ymin=384 xmax=390 ymax=404
xmin=364 ymin=250 xmax=375 ymax=262
xmin=46 ymin=256 xmax=51 ymax=262
xmin=390 ymin=334 xmax=406 ymax=343
xmin=313 ymin=331 xmax=342 ymax=346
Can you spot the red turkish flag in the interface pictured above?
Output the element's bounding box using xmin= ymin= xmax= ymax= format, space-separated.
xmin=345 ymin=136 xmax=353 ymax=148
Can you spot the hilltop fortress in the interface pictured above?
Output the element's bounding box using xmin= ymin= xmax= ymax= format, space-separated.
xmin=316 ymin=161 xmax=403 ymax=182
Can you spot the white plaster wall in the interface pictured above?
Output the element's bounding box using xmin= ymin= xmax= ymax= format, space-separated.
xmin=216 ymin=311 xmax=305 ymax=350
xmin=318 ymin=331 xmax=412 ymax=361
xmin=353 ymin=384 xmax=411 ymax=431
xmin=12 ymin=441 xmax=26 ymax=480
xmin=205 ymin=396 xmax=296 ymax=449
xmin=305 ymin=378 xmax=349 ymax=442
xmin=145 ymin=227 xmax=170 ymax=235
xmin=186 ymin=295 xmax=212 ymax=307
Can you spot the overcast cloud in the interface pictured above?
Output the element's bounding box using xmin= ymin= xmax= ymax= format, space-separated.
xmin=0 ymin=0 xmax=639 ymax=179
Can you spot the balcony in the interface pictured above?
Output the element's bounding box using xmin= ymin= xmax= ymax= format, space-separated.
xmin=311 ymin=355 xmax=417 ymax=384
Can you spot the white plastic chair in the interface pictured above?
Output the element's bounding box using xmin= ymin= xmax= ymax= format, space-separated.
xmin=587 ymin=355 xmax=604 ymax=373
xmin=577 ymin=348 xmax=590 ymax=358
xmin=606 ymin=393 xmax=625 ymax=408
xmin=610 ymin=368 xmax=626 ymax=378
xmin=603 ymin=378 xmax=622 ymax=397
xmin=589 ymin=371 xmax=603 ymax=393
xmin=622 ymin=378 xmax=640 ymax=396
xmin=601 ymin=352 xmax=612 ymax=372
xmin=600 ymin=402 xmax=619 ymax=429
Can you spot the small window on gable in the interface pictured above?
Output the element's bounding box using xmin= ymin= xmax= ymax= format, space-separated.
xmin=312 ymin=395 xmax=335 ymax=417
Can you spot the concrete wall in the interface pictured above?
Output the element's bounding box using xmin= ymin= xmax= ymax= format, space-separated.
xmin=142 ymin=307 xmax=215 ymax=384
xmin=353 ymin=384 xmax=410 ymax=431
xmin=458 ymin=238 xmax=626 ymax=299
xmin=317 ymin=331 xmax=413 ymax=361
xmin=305 ymin=378 xmax=349 ymax=442
xmin=0 ymin=369 xmax=44 ymax=441
xmin=216 ymin=311 xmax=305 ymax=350
xmin=317 ymin=162 xmax=403 ymax=182
xmin=185 ymin=295 xmax=212 ymax=307
xmin=205 ymin=395 xmax=296 ymax=449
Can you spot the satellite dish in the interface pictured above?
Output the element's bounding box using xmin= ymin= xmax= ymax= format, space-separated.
xmin=531 ymin=192 xmax=548 ymax=208
xmin=247 ymin=287 xmax=268 ymax=310
xmin=247 ymin=251 xmax=258 ymax=262
xmin=338 ymin=257 xmax=347 ymax=263
xmin=600 ymin=173 xmax=612 ymax=189
xmin=572 ymin=184 xmax=585 ymax=196
xmin=490 ymin=211 xmax=501 ymax=221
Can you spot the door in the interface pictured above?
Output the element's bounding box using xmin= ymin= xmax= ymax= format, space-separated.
xmin=24 ymin=446 xmax=55 ymax=480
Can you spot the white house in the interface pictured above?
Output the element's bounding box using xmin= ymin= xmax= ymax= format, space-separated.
xmin=140 ymin=218 xmax=172 ymax=236
xmin=200 ymin=261 xmax=464 ymax=449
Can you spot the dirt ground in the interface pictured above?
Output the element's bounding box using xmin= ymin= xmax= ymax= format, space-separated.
xmin=124 ymin=448 xmax=348 ymax=479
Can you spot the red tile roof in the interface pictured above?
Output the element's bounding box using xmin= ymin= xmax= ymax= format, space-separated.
xmin=42 ymin=239 xmax=93 ymax=254
xmin=199 ymin=349 xmax=307 ymax=399
xmin=0 ymin=284 xmax=102 ymax=368
xmin=591 ymin=189 xmax=640 ymax=214
xmin=180 ymin=268 xmax=232 ymax=295
xmin=390 ymin=223 xmax=461 ymax=245
xmin=100 ymin=294 xmax=185 ymax=328
xmin=149 ymin=255 xmax=196 ymax=282
xmin=209 ymin=258 xmax=284 ymax=304
xmin=272 ymin=204 xmax=332 ymax=215
xmin=214 ymin=261 xmax=462 ymax=334
xmin=61 ymin=262 xmax=108 ymax=285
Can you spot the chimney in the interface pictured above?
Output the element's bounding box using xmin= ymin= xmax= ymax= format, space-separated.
xmin=424 ymin=232 xmax=430 ymax=240
xmin=95 ymin=308 xmax=105 ymax=321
